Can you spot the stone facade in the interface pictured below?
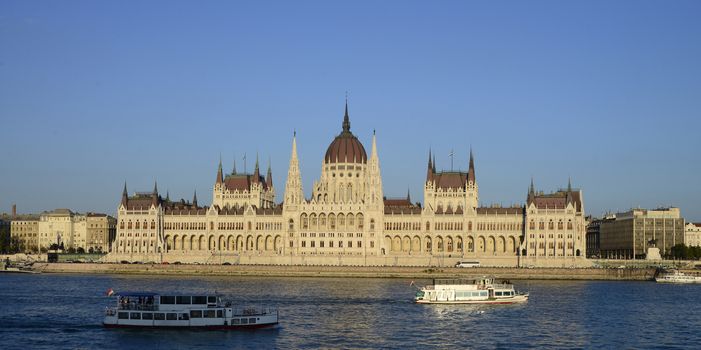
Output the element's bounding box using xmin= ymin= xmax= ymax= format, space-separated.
xmin=107 ymin=103 xmax=588 ymax=267
xmin=86 ymin=213 xmax=117 ymax=253
xmin=37 ymin=209 xmax=115 ymax=251
xmin=685 ymin=222 xmax=701 ymax=247
xmin=11 ymin=218 xmax=39 ymax=252
xmin=599 ymin=208 xmax=685 ymax=259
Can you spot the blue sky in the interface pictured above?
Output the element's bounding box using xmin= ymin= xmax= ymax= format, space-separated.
xmin=1 ymin=1 xmax=700 ymax=220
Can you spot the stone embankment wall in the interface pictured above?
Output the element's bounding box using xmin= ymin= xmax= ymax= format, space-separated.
xmin=34 ymin=263 xmax=658 ymax=281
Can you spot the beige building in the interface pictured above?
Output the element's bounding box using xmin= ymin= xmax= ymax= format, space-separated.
xmin=108 ymin=103 xmax=588 ymax=267
xmin=10 ymin=217 xmax=40 ymax=252
xmin=600 ymin=208 xmax=685 ymax=259
xmin=86 ymin=213 xmax=117 ymax=253
xmin=685 ymin=222 xmax=701 ymax=247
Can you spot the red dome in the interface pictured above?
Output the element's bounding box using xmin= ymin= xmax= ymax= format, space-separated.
xmin=325 ymin=132 xmax=367 ymax=164
xmin=324 ymin=103 xmax=367 ymax=164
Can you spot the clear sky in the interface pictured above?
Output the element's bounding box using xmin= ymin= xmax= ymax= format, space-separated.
xmin=1 ymin=1 xmax=700 ymax=220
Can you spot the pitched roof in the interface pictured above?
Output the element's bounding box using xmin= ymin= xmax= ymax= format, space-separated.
xmin=476 ymin=207 xmax=523 ymax=215
xmin=433 ymin=171 xmax=467 ymax=190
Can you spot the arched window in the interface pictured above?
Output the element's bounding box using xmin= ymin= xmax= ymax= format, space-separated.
xmin=370 ymin=219 xmax=375 ymax=230
xmin=127 ymin=221 xmax=132 ymax=229
xmin=548 ymin=220 xmax=554 ymax=230
xmin=529 ymin=220 xmax=535 ymax=230
xmin=558 ymin=220 xmax=563 ymax=230
xmin=288 ymin=219 xmax=294 ymax=230
xmin=567 ymin=220 xmax=573 ymax=230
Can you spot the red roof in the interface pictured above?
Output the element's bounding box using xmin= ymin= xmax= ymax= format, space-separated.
xmin=433 ymin=172 xmax=467 ymax=189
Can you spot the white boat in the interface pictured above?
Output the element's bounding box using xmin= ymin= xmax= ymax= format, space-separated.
xmin=655 ymin=270 xmax=701 ymax=284
xmin=103 ymin=292 xmax=278 ymax=329
xmin=414 ymin=277 xmax=529 ymax=304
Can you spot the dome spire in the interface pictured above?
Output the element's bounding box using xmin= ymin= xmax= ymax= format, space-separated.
xmin=342 ymin=94 xmax=350 ymax=133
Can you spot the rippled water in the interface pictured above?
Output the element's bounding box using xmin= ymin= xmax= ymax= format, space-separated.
xmin=0 ymin=273 xmax=699 ymax=349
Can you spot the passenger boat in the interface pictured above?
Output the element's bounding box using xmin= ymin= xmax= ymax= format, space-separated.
xmin=655 ymin=270 xmax=701 ymax=284
xmin=103 ymin=292 xmax=278 ymax=329
xmin=414 ymin=277 xmax=529 ymax=304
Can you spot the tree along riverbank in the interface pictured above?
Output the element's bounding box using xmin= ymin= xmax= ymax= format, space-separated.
xmin=31 ymin=263 xmax=662 ymax=281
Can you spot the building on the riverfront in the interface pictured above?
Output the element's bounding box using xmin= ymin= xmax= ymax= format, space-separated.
xmin=10 ymin=216 xmax=40 ymax=252
xmin=599 ymin=207 xmax=685 ymax=259
xmin=86 ymin=213 xmax=117 ymax=253
xmin=685 ymin=222 xmax=701 ymax=247
xmin=585 ymin=214 xmax=616 ymax=258
xmin=37 ymin=209 xmax=116 ymax=252
xmin=108 ymin=103 xmax=588 ymax=267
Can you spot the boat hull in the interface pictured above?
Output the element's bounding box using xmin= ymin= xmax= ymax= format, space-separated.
xmin=103 ymin=322 xmax=278 ymax=329
xmin=416 ymin=295 xmax=529 ymax=305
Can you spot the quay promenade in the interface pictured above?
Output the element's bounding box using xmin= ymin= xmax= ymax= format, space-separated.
xmin=33 ymin=262 xmax=660 ymax=281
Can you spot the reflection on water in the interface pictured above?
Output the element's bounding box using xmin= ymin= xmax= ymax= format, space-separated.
xmin=0 ymin=274 xmax=700 ymax=349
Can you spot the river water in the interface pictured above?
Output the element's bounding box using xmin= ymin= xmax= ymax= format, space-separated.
xmin=0 ymin=273 xmax=699 ymax=349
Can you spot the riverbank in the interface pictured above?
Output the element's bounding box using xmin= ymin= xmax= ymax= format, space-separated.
xmin=32 ymin=262 xmax=661 ymax=281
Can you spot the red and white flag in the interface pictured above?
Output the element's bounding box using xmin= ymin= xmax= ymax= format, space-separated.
xmin=106 ymin=288 xmax=114 ymax=297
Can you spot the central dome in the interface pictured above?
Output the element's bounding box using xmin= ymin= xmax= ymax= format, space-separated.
xmin=324 ymin=103 xmax=367 ymax=164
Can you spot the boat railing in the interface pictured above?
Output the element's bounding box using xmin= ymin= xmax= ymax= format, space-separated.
xmin=117 ymin=303 xmax=158 ymax=311
xmin=230 ymin=306 xmax=277 ymax=317
xmin=491 ymin=283 xmax=514 ymax=290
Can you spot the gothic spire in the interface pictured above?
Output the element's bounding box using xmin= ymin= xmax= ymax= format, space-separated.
xmin=566 ymin=177 xmax=573 ymax=204
xmin=254 ymin=153 xmax=260 ymax=182
xmin=528 ymin=177 xmax=536 ymax=204
xmin=467 ymin=147 xmax=476 ymax=183
xmin=407 ymin=187 xmax=411 ymax=202
xmin=121 ymin=182 xmax=128 ymax=207
xmin=166 ymin=190 xmax=170 ymax=202
xmin=216 ymin=157 xmax=224 ymax=184
xmin=232 ymin=157 xmax=237 ymax=175
xmin=427 ymin=149 xmax=433 ymax=182
xmin=151 ymin=181 xmax=159 ymax=206
xmin=193 ymin=190 xmax=198 ymax=207
xmin=266 ymin=157 xmax=273 ymax=188
xmin=342 ymin=98 xmax=350 ymax=133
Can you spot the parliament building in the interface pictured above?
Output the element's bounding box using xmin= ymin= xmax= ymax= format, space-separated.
xmin=107 ymin=103 xmax=588 ymax=267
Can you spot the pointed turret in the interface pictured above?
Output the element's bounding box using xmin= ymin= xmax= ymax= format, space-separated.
xmin=407 ymin=187 xmax=411 ymax=202
xmin=151 ymin=181 xmax=159 ymax=206
xmin=232 ymin=158 xmax=237 ymax=175
xmin=528 ymin=178 xmax=536 ymax=205
xmin=284 ymin=133 xmax=304 ymax=205
xmin=193 ymin=190 xmax=198 ymax=207
xmin=121 ymin=182 xmax=128 ymax=207
xmin=467 ymin=147 xmax=476 ymax=184
xmin=342 ymin=98 xmax=350 ymax=133
xmin=166 ymin=190 xmax=170 ymax=202
xmin=216 ymin=157 xmax=224 ymax=184
xmin=254 ymin=153 xmax=260 ymax=182
xmin=266 ymin=158 xmax=273 ymax=188
xmin=432 ymin=154 xmax=436 ymax=173
xmin=426 ymin=149 xmax=433 ymax=182
xmin=566 ymin=178 xmax=573 ymax=204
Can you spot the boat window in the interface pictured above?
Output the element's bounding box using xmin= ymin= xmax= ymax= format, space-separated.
xmin=190 ymin=310 xmax=203 ymax=318
xmin=176 ymin=296 xmax=191 ymax=304
xmin=154 ymin=313 xmax=165 ymax=320
xmin=248 ymin=318 xmax=256 ymax=324
xmin=241 ymin=318 xmax=248 ymax=324
xmin=142 ymin=312 xmax=153 ymax=320
xmin=118 ymin=312 xmax=129 ymax=319
xmin=217 ymin=310 xmax=223 ymax=318
xmin=192 ymin=296 xmax=207 ymax=304
xmin=232 ymin=318 xmax=240 ymax=325
xmin=160 ymin=296 xmax=176 ymax=304
xmin=480 ymin=291 xmax=488 ymax=297
xmin=130 ymin=312 xmax=141 ymax=320
xmin=495 ymin=292 xmax=503 ymax=296
xmin=179 ymin=313 xmax=189 ymax=320
xmin=205 ymin=310 xmax=216 ymax=318
xmin=208 ymin=296 xmax=217 ymax=304
xmin=166 ymin=313 xmax=177 ymax=320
